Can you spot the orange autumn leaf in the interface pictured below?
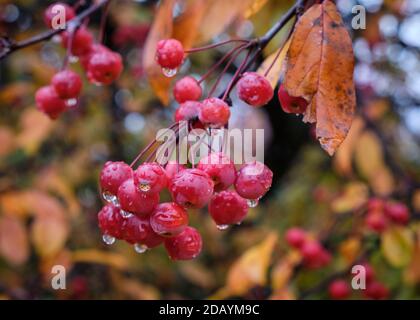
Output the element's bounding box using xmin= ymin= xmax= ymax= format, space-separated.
xmin=284 ymin=0 xmax=356 ymax=156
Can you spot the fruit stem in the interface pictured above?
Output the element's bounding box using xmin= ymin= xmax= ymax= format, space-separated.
xmin=185 ymin=39 xmax=249 ymax=54
xmin=145 ymin=125 xmax=180 ymax=163
xmin=98 ymin=0 xmax=112 ymax=44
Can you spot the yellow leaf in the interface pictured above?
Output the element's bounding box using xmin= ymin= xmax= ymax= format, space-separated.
xmin=72 ymin=249 xmax=130 ymax=270
xmin=331 ymin=182 xmax=369 ymax=214
xmin=381 ymin=226 xmax=414 ymax=268
xmin=257 ymin=39 xmax=291 ymax=89
xmin=271 ymin=251 xmax=300 ymax=291
xmin=244 ymin=0 xmax=270 ymax=18
xmin=223 ymin=232 xmax=278 ymax=296
xmin=0 ymin=215 xmax=29 ymax=265
xmin=404 ymin=227 xmax=420 ymax=284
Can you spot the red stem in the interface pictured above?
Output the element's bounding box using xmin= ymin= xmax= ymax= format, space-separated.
xmin=185 ymin=39 xmax=249 ymax=54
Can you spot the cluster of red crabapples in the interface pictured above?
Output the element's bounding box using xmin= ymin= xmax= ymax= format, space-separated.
xmin=35 ymin=2 xmax=123 ymax=119
xmin=364 ymin=197 xmax=410 ymax=233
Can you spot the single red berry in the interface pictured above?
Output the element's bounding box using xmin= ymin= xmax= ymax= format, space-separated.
xmin=197 ymin=152 xmax=236 ymax=191
xmin=133 ymin=162 xmax=168 ymax=194
xmin=328 ymin=280 xmax=351 ymax=300
xmin=61 ymin=26 xmax=94 ymax=56
xmin=150 ymin=202 xmax=189 ymax=237
xmin=35 ymin=85 xmax=67 ymax=119
xmin=51 ymin=69 xmax=82 ymax=99
xmin=97 ymin=204 xmax=126 ymax=239
xmin=278 ymin=84 xmax=308 ymax=114
xmin=99 ymin=161 xmax=132 ymax=197
xmin=384 ymin=202 xmax=410 ymax=225
xmin=209 ymin=191 xmax=248 ymax=226
xmin=169 ymin=169 xmax=214 ymax=208
xmin=44 ymin=2 xmax=75 ymax=29
xmin=359 ymin=262 xmax=375 ymax=283
xmin=175 ymin=101 xmax=202 ymax=122
xmin=155 ymin=39 xmax=184 ymax=69
xmin=117 ymin=179 xmax=160 ymax=217
xmin=364 ymin=281 xmax=390 ymax=300
xmin=237 ymin=72 xmax=274 ymax=107
xmin=234 ymin=161 xmax=273 ymax=200
xmin=79 ymin=44 xmax=109 ymax=69
xmin=285 ymin=227 xmax=307 ymax=249
xmin=87 ymin=50 xmax=123 ymax=85
xmin=365 ymin=212 xmax=388 ymax=233
xmin=367 ymin=197 xmax=385 ymax=212
xmin=301 ymin=241 xmax=323 ymax=262
xmin=199 ymin=98 xmax=230 ymax=128
xmin=122 ymin=214 xmax=163 ymax=248
xmin=164 ymin=226 xmax=202 ymax=260
xmin=173 ymin=76 xmax=202 ymax=103
xmin=165 ymin=161 xmax=186 ymax=180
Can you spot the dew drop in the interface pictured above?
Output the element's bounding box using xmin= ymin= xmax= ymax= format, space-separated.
xmin=216 ymin=224 xmax=229 ymax=231
xmin=247 ymin=199 xmax=259 ymax=208
xmin=236 ymin=221 xmax=242 ymax=226
xmin=134 ymin=243 xmax=148 ymax=253
xmin=120 ymin=209 xmax=133 ymax=218
xmin=102 ymin=234 xmax=116 ymax=245
xmin=66 ymin=98 xmax=78 ymax=107
xmin=138 ymin=183 xmax=151 ymax=192
xmin=162 ymin=67 xmax=177 ymax=77
xmin=102 ymin=191 xmax=116 ymax=203
xmin=52 ymin=35 xmax=61 ymax=43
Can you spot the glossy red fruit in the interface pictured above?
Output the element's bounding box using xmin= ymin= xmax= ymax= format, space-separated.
xmin=79 ymin=44 xmax=109 ymax=69
xmin=367 ymin=197 xmax=385 ymax=212
xmin=165 ymin=161 xmax=186 ymax=180
xmin=278 ymin=84 xmax=308 ymax=114
xmin=364 ymin=281 xmax=390 ymax=300
xmin=197 ymin=152 xmax=236 ymax=191
xmin=173 ymin=76 xmax=202 ymax=103
xmin=328 ymin=280 xmax=351 ymax=300
xmin=209 ymin=191 xmax=248 ymax=226
xmin=359 ymin=262 xmax=375 ymax=283
xmin=365 ymin=212 xmax=388 ymax=233
xmin=150 ymin=202 xmax=189 ymax=237
xmin=155 ymin=39 xmax=184 ymax=69
xmin=384 ymin=202 xmax=409 ymax=225
xmin=122 ymin=214 xmax=163 ymax=248
xmin=99 ymin=161 xmax=132 ymax=196
xmin=164 ymin=226 xmax=202 ymax=260
xmin=51 ymin=69 xmax=82 ymax=99
xmin=285 ymin=227 xmax=307 ymax=249
xmin=199 ymin=98 xmax=230 ymax=128
xmin=87 ymin=50 xmax=123 ymax=85
xmin=97 ymin=204 xmax=126 ymax=239
xmin=133 ymin=162 xmax=168 ymax=194
xmin=169 ymin=169 xmax=214 ymax=208
xmin=237 ymin=72 xmax=274 ymax=107
xmin=174 ymin=101 xmax=202 ymax=122
xmin=117 ymin=179 xmax=159 ymax=217
xmin=44 ymin=2 xmax=75 ymax=29
xmin=234 ymin=161 xmax=273 ymax=200
xmin=61 ymin=26 xmax=94 ymax=56
xmin=301 ymin=241 xmax=323 ymax=262
xmin=35 ymin=85 xmax=67 ymax=119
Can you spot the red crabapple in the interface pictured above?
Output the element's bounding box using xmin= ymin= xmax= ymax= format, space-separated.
xmin=174 ymin=101 xmax=202 ymax=122
xmin=99 ymin=161 xmax=132 ymax=201
xmin=169 ymin=169 xmax=214 ymax=208
xmin=122 ymin=214 xmax=163 ymax=249
xmin=197 ymin=152 xmax=236 ymax=191
xmin=234 ymin=161 xmax=273 ymax=200
xmin=87 ymin=49 xmax=123 ymax=85
xmin=328 ymin=280 xmax=351 ymax=300
xmin=117 ymin=179 xmax=159 ymax=217
xmin=384 ymin=202 xmax=409 ymax=225
xmin=285 ymin=227 xmax=307 ymax=249
xmin=150 ymin=202 xmax=189 ymax=237
xmin=365 ymin=211 xmax=388 ymax=233
xmin=237 ymin=72 xmax=274 ymax=107
xmin=165 ymin=161 xmax=186 ymax=180
xmin=133 ymin=162 xmax=168 ymax=194
xmin=61 ymin=26 xmax=94 ymax=57
xmin=44 ymin=2 xmax=75 ymax=29
xmin=208 ymin=191 xmax=248 ymax=227
xmin=155 ymin=39 xmax=184 ymax=69
xmin=164 ymin=226 xmax=202 ymax=260
xmin=97 ymin=204 xmax=126 ymax=242
xmin=35 ymin=85 xmax=68 ymax=119
xmin=173 ymin=76 xmax=202 ymax=103
xmin=51 ymin=69 xmax=82 ymax=99
xmin=199 ymin=98 xmax=231 ymax=128
xmin=278 ymin=84 xmax=308 ymax=114
xmin=364 ymin=281 xmax=390 ymax=300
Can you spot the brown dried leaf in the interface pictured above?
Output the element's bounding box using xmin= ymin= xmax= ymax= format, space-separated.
xmin=0 ymin=215 xmax=29 ymax=265
xmin=72 ymin=249 xmax=130 ymax=270
xmin=284 ymin=0 xmax=356 ymax=155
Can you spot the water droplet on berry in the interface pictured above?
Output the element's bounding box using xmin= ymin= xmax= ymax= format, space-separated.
xmin=162 ymin=67 xmax=177 ymax=77
xmin=138 ymin=183 xmax=151 ymax=192
xmin=247 ymin=199 xmax=259 ymax=208
xmin=120 ymin=209 xmax=133 ymax=218
xmin=134 ymin=243 xmax=148 ymax=253
xmin=66 ymin=98 xmax=78 ymax=107
xmin=102 ymin=234 xmax=116 ymax=245
xmin=216 ymin=224 xmax=229 ymax=231
xmin=52 ymin=35 xmax=61 ymax=43
xmin=236 ymin=221 xmax=242 ymax=226
xmin=102 ymin=191 xmax=116 ymax=203
xmin=69 ymin=55 xmax=79 ymax=63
